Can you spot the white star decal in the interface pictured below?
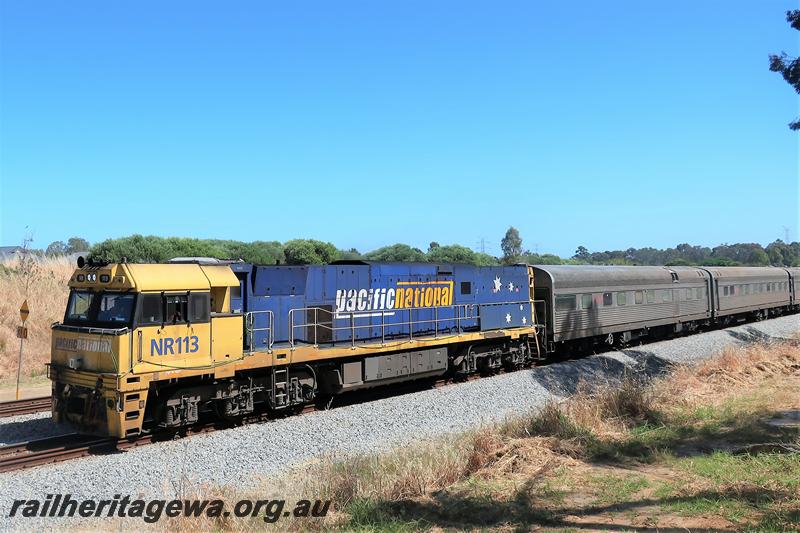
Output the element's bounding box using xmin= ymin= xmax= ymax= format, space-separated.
xmin=505 ymin=313 xmax=512 ymax=323
xmin=522 ymin=316 xmax=527 ymax=325
xmin=508 ymin=282 xmax=515 ymax=292
xmin=493 ymin=276 xmax=502 ymax=292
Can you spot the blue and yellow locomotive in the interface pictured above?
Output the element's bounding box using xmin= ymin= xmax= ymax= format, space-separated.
xmin=49 ymin=260 xmax=542 ymax=437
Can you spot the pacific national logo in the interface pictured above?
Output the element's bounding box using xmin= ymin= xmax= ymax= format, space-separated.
xmin=335 ymin=280 xmax=454 ymax=318
xmin=54 ymin=336 xmax=111 ymax=353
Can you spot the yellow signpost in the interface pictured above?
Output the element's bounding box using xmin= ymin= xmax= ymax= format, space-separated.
xmin=16 ymin=300 xmax=29 ymax=400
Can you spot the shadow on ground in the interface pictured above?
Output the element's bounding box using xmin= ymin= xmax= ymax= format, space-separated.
xmin=354 ymin=406 xmax=800 ymax=532
xmin=530 ymin=349 xmax=674 ymax=397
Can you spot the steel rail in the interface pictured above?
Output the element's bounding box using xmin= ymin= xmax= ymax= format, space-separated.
xmin=0 ymin=396 xmax=51 ymax=418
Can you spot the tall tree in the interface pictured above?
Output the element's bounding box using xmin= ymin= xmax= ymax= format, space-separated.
xmin=769 ymin=10 xmax=800 ymax=129
xmin=500 ymin=227 xmax=523 ymax=264
xmin=364 ymin=244 xmax=426 ymax=262
xmin=66 ymin=237 xmax=90 ymax=253
xmin=573 ymin=245 xmax=590 ymax=261
xmin=45 ymin=241 xmax=67 ymax=256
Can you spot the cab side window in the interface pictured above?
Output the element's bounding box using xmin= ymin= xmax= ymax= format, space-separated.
xmin=189 ymin=293 xmax=210 ymax=323
xmin=137 ymin=294 xmax=163 ymax=325
xmin=137 ymin=292 xmax=210 ymax=326
xmin=166 ymin=295 xmax=189 ymax=324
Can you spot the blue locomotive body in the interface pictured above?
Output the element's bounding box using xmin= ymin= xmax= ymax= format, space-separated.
xmin=230 ymin=261 xmax=532 ymax=350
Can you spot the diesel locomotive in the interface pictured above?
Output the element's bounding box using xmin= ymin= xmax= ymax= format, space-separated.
xmin=48 ymin=260 xmax=799 ymax=438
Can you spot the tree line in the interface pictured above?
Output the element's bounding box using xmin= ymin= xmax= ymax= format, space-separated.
xmin=29 ymin=231 xmax=799 ymax=267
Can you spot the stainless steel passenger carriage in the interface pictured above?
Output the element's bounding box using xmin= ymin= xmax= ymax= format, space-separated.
xmin=532 ymin=265 xmax=711 ymax=349
xmin=704 ymin=267 xmax=792 ymax=322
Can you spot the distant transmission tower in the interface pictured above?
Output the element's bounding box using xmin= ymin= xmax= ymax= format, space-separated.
xmin=475 ymin=238 xmax=493 ymax=254
xmin=782 ymin=226 xmax=790 ymax=243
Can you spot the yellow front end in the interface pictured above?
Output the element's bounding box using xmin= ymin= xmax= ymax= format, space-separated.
xmin=49 ymin=261 xmax=242 ymax=438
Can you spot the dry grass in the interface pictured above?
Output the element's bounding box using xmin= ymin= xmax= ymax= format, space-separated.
xmin=300 ymin=341 xmax=800 ymax=531
xmin=308 ymin=431 xmax=505 ymax=506
xmin=126 ymin=340 xmax=800 ymax=531
xmin=0 ymin=256 xmax=73 ymax=382
xmin=656 ymin=341 xmax=800 ymax=414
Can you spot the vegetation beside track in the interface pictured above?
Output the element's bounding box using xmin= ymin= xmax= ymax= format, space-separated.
xmin=154 ymin=340 xmax=800 ymax=532
xmin=0 ymin=256 xmax=72 ymax=383
xmin=310 ymin=341 xmax=800 ymax=532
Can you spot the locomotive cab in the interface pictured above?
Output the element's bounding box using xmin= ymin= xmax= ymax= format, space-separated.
xmin=49 ymin=261 xmax=242 ymax=437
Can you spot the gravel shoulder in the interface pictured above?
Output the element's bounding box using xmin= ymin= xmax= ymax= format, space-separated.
xmin=0 ymin=314 xmax=797 ymax=531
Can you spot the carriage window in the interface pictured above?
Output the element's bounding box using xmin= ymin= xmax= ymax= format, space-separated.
xmin=762 ymin=283 xmax=767 ymax=292
xmin=555 ymin=295 xmax=576 ymax=311
xmin=684 ymin=288 xmax=691 ymax=300
xmin=661 ymin=289 xmax=673 ymax=302
xmin=603 ymin=292 xmax=613 ymax=306
xmin=581 ymin=294 xmax=593 ymax=309
xmin=635 ymin=290 xmax=644 ymax=305
xmin=694 ymin=287 xmax=701 ymax=300
xmin=723 ymin=286 xmax=729 ymax=296
xmin=617 ymin=292 xmax=627 ymax=306
xmin=646 ymin=290 xmax=656 ymax=304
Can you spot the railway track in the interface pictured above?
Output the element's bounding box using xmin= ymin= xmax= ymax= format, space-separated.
xmin=0 ymin=434 xmax=122 ymax=473
xmin=0 ymin=396 xmax=51 ymax=418
xmin=0 ymin=316 xmax=776 ymax=474
xmin=0 ymin=431 xmax=182 ymax=474
xmin=0 ymin=377 xmax=464 ymax=473
xmin=0 ymin=321 xmax=756 ymax=474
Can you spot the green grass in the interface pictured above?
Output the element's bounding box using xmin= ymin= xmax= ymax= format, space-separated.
xmin=664 ymin=494 xmax=752 ymax=522
xmin=586 ymin=395 xmax=796 ymax=463
xmin=342 ymin=499 xmax=425 ymax=533
xmin=588 ymin=473 xmax=650 ymax=505
xmin=675 ymin=451 xmax=800 ymax=492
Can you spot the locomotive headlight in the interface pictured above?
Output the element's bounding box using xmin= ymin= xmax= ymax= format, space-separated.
xmin=77 ymin=274 xmax=85 ymax=282
xmin=100 ymin=274 xmax=110 ymax=283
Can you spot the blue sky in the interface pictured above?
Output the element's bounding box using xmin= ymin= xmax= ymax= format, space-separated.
xmin=1 ymin=1 xmax=798 ymax=257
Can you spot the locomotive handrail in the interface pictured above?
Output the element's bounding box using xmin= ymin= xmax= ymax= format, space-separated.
xmin=52 ymin=324 xmax=129 ymax=336
xmin=288 ymin=303 xmax=481 ymax=349
xmin=287 ymin=300 xmax=544 ymax=349
xmin=244 ymin=310 xmax=274 ymax=352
